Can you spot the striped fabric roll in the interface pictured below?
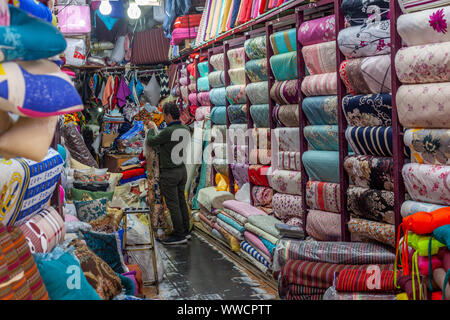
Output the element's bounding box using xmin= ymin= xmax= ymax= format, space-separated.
xmin=306 ymin=181 xmax=340 ymax=213
xmin=277 ymin=151 xmax=301 ymax=171
xmin=302 ymin=41 xmax=336 ymax=75
xmin=301 ymin=73 xmax=337 ymax=96
xmin=241 ymin=241 xmax=270 ymax=268
xmin=335 ymin=269 xmax=396 ymax=292
xmin=269 ymin=28 xmax=297 ymax=55
xmin=270 ymin=80 xmax=298 ymax=105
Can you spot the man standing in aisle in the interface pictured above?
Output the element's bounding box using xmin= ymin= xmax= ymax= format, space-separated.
xmin=146 ymin=102 xmax=191 ymax=245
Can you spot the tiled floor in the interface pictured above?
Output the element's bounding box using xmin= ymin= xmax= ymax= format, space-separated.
xmin=144 ymin=231 xmax=277 ymax=300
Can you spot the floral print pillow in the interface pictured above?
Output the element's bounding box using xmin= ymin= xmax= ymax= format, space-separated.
xmin=74 ymin=197 xmax=108 ymax=223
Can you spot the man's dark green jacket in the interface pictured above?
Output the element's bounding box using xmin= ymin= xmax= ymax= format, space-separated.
xmin=146 ymin=121 xmax=190 ymax=169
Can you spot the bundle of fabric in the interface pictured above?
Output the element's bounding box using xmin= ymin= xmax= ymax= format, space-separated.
xmin=197 ymin=186 xmax=235 ymax=212
xmin=244 ymin=214 xmax=282 ymax=248
xmin=119 ymin=168 xmax=146 ymax=185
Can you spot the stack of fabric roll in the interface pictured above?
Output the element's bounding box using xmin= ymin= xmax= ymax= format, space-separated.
xmin=273 ymin=238 xmax=398 ymax=300
xmin=337 ymin=1 xmax=399 ymax=248
xmin=244 ymin=34 xmax=274 ymax=214
xmin=296 ymin=14 xmax=341 ymax=240
xmin=394 ymin=4 xmax=450 ymax=300
xmin=179 ymin=67 xmax=190 ymax=106
xmin=221 ymin=200 xmax=281 ymax=273
xmin=267 ymin=27 xmax=303 ymax=227
xmin=196 ymin=59 xmax=211 ymax=122
xmin=208 ymin=53 xmax=229 ymax=181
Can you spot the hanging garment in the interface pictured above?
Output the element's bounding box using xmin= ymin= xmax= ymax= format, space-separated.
xmin=102 ymin=76 xmax=114 ymax=107
xmin=94 ymin=10 xmax=128 ymax=42
xmin=116 ymin=76 xmax=131 ymax=108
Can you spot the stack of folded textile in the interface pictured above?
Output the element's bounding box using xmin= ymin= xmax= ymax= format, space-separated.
xmin=268 ymin=27 xmax=303 ymax=228
xmin=170 ymin=14 xmax=202 ymax=46
xmin=297 ymin=15 xmax=341 ymax=241
xmin=273 ymin=238 xmax=397 ymax=300
xmin=337 ymin=1 xmax=399 ymax=247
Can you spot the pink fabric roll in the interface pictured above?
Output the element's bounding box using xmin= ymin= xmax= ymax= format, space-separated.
xmin=188 ymin=93 xmax=198 ymax=105
xmin=197 ymin=92 xmax=211 ymax=106
xmin=306 ymin=209 xmax=341 ymax=241
xmin=298 ymin=14 xmax=336 ymax=46
xmin=222 ymin=200 xmax=267 ymax=218
xmin=244 ymin=231 xmax=272 ymax=259
xmin=195 ymin=106 xmax=211 ymax=121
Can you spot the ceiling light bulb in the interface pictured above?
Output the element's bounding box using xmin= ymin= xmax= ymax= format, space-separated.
xmin=99 ymin=1 xmax=112 ymax=15
xmin=127 ymin=2 xmax=141 ymax=19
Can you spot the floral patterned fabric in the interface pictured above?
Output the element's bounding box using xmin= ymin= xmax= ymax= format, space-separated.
xmin=301 ymin=73 xmax=337 ymax=96
xmin=197 ymin=92 xmax=211 ymax=106
xmin=342 ymin=93 xmax=392 ymax=127
xmin=404 ymin=129 xmax=450 ymax=165
xmin=306 ymin=209 xmax=342 ymax=241
xmin=270 ymin=51 xmax=298 ymax=81
xmin=270 ymin=80 xmax=298 ymax=104
xmin=226 ymin=85 xmax=246 ymax=104
xmin=227 ymin=104 xmax=247 ymax=124
xmin=278 ymin=104 xmax=299 ymax=127
xmin=344 ymin=155 xmax=394 ymax=191
xmin=397 ymin=83 xmax=450 ymax=128
xmin=302 ymin=96 xmax=338 ymax=125
xmin=250 ymin=104 xmax=270 ymax=128
xmin=348 ymin=218 xmax=395 ymax=247
xmin=298 ymin=14 xmax=336 ymax=46
xmin=302 ymin=41 xmax=336 ymax=75
xmin=251 ymin=186 xmax=273 ymax=207
xmin=339 ymin=55 xmax=391 ymax=94
xmin=208 ymin=71 xmax=225 ymax=88
xmin=400 ymin=200 xmax=445 ymax=218
xmin=402 ymin=163 xmax=450 ymax=206
xmin=268 ymin=169 xmax=302 ymax=195
xmin=397 ymin=6 xmax=450 ymax=46
xmin=246 ymin=81 xmax=269 ymax=104
xmin=245 ymin=59 xmax=268 ymax=82
xmin=273 ymin=128 xmax=300 ymax=152
xmin=230 ymin=163 xmax=249 ymax=188
xmin=277 ymin=151 xmax=302 ymax=171
xmin=304 ymin=125 xmax=339 ymax=151
xmin=244 ymin=35 xmax=267 ymax=60
xmin=306 ymin=181 xmax=340 ymax=213
xmin=337 ymin=20 xmax=391 ymax=59
xmin=341 ymin=0 xmax=390 ymax=26
xmin=210 ymin=53 xmax=225 ymax=71
xmin=272 ymin=193 xmax=303 ymax=220
xmin=395 ymin=42 xmax=450 ymax=84
xmin=210 ymin=87 xmax=227 ymax=106
xmin=303 ymin=150 xmax=340 ymax=183
xmin=74 ymin=198 xmax=108 ymax=223
xmin=348 ymin=186 xmax=395 ymax=224
xmin=229 ymin=67 xmax=246 ymax=85
xmin=227 ymin=47 xmax=245 ymax=69
xmin=270 ymin=28 xmax=297 ymax=55
xmin=248 ymin=165 xmax=271 ymax=187
xmin=210 ymin=106 xmax=227 ymax=125
xmin=195 ymin=106 xmax=211 ymax=121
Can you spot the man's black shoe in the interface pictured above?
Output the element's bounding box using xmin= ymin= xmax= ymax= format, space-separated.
xmin=161 ymin=235 xmax=188 ymax=245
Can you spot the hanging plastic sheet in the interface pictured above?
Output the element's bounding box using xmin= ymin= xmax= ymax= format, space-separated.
xmin=270 ymin=51 xmax=298 ymax=81
xmin=302 ymin=150 xmax=340 ymax=183
xmin=400 ymin=200 xmax=446 ymax=218
xmin=344 ymin=155 xmax=394 ymax=191
xmin=245 ymin=59 xmax=268 ymax=82
xmin=304 ymin=125 xmax=339 ymax=151
xmin=306 ymin=209 xmax=342 ymax=241
xmin=302 ymin=41 xmax=336 ymax=75
xmin=227 ymin=104 xmax=247 ymax=124
xmin=402 ymin=163 xmax=450 ymax=206
xmin=212 ymin=142 xmax=227 ymax=160
xmin=341 ymin=0 xmax=390 ymax=26
xmin=339 ymin=55 xmax=391 ymax=94
xmin=269 ymin=28 xmax=297 ymax=55
xmin=250 ymin=104 xmax=270 ymax=128
xmin=395 ymin=42 xmax=450 ymax=84
xmin=208 ymin=70 xmax=225 ymax=88
xmin=268 ymin=169 xmax=302 ymax=195
xmin=306 ymin=181 xmax=340 ymax=213
xmin=213 ymin=158 xmax=229 ymax=176
xmin=211 ymin=124 xmax=227 ymax=142
xmin=337 ymin=20 xmax=391 ymax=59
xmin=404 ymin=128 xmax=450 ymax=165
xmin=210 ymin=87 xmax=227 ymax=106
xmin=270 ymin=79 xmax=298 ymax=105
xmin=348 ymin=218 xmax=395 ymax=247
xmin=246 ymin=81 xmax=269 ymax=104
xmin=227 ymin=47 xmax=245 ymax=69
xmin=244 ymin=35 xmax=267 ymax=60
xmin=348 ymin=186 xmax=395 ymax=224
xmin=397 ymin=6 xmax=450 ymax=46
xmin=302 ymin=96 xmax=338 ymax=125
xmin=397 ymin=83 xmax=450 ymax=128
xmin=342 ymin=93 xmax=392 ymax=127
xmin=197 ymin=76 xmax=210 ymax=92
xmin=298 ymin=14 xmax=336 ymax=46
xmin=301 ymin=73 xmax=337 ymax=96
xmin=210 ymin=106 xmax=227 ymax=125
xmin=229 ymin=67 xmax=246 ymax=85
xmin=226 ymin=85 xmax=246 ymax=104
xmin=180 ymin=85 xmax=189 ymax=103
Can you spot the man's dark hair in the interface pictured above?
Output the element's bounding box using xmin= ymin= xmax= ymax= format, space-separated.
xmin=162 ymin=102 xmax=180 ymax=120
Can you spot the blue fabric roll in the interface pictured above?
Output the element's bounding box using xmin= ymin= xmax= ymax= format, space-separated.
xmin=302 ymin=150 xmax=341 ymax=183
xmin=342 ymin=94 xmax=392 ymax=127
xmin=302 ymin=96 xmax=338 ymax=125
xmin=227 ymin=104 xmax=247 ymax=124
xmin=230 ymin=0 xmax=242 ymax=29
xmin=269 ymin=28 xmax=297 ymax=54
xmin=211 ymin=106 xmax=227 ymax=125
xmin=270 ymin=51 xmax=298 ymax=81
xmin=198 ymin=61 xmax=210 ymax=77
xmin=258 ymin=236 xmax=275 ymax=255
xmin=218 ymin=213 xmax=245 ymax=233
xmin=210 ymin=87 xmax=227 ymax=106
xmin=197 ymin=76 xmax=210 ymax=92
xmin=304 ymin=125 xmax=339 ymax=151
xmin=245 ymin=59 xmax=268 ymax=82
xmin=241 ymin=241 xmax=270 ymax=268
xmin=250 ymin=104 xmax=270 ymax=128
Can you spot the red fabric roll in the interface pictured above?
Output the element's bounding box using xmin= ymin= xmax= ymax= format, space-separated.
xmin=248 ymin=165 xmax=270 ymax=187
xmin=121 ymin=168 xmax=146 ymax=180
xmin=173 ymin=14 xmax=202 ymax=29
xmin=335 ymin=269 xmax=396 ymax=292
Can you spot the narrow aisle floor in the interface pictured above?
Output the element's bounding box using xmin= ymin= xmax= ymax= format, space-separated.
xmin=149 ymin=232 xmax=278 ymax=300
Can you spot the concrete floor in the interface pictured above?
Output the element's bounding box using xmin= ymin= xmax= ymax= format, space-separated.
xmin=143 ymin=231 xmax=278 ymax=300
